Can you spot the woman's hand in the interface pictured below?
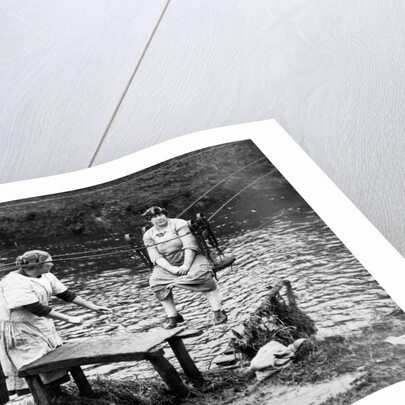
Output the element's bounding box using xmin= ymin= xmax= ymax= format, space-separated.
xmin=92 ymin=305 xmax=112 ymax=314
xmin=167 ymin=265 xmax=189 ymax=275
xmin=162 ymin=263 xmax=189 ymax=275
xmin=67 ymin=316 xmax=84 ymax=325
xmin=71 ymin=296 xmax=112 ymax=314
xmin=176 ymin=265 xmax=190 ymax=275
xmin=166 ymin=265 xmax=182 ymax=275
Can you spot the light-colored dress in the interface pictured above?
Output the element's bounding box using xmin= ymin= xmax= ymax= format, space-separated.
xmin=143 ymin=218 xmax=216 ymax=300
xmin=0 ymin=271 xmax=67 ymax=391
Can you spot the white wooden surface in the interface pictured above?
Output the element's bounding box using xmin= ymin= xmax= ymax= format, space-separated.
xmin=0 ymin=0 xmax=168 ymax=178
xmin=1 ymin=0 xmax=405 ymax=257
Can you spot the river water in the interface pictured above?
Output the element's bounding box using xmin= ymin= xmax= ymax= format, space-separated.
xmin=0 ymin=200 xmax=396 ymax=381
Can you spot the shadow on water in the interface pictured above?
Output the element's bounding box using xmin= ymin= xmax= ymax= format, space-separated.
xmin=0 ymin=195 xmax=395 ymax=380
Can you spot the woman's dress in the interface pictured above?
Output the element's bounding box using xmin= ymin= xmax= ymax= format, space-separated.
xmin=0 ymin=271 xmax=67 ymax=391
xmin=143 ymin=218 xmax=216 ymax=300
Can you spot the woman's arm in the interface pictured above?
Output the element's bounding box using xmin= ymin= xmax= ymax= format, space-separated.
xmin=24 ymin=300 xmax=105 ymax=324
xmin=176 ymin=249 xmax=196 ymax=275
xmin=24 ymin=302 xmax=84 ymax=324
xmin=155 ymin=257 xmax=182 ymax=275
xmin=70 ymin=296 xmax=111 ymax=313
xmin=45 ymin=309 xmax=84 ymax=324
xmin=54 ymin=287 xmax=111 ymax=313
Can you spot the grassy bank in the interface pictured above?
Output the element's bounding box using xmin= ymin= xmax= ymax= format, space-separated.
xmin=55 ymin=311 xmax=405 ymax=405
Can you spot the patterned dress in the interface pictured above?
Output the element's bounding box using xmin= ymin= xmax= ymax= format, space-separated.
xmin=143 ymin=218 xmax=216 ymax=300
xmin=0 ymin=271 xmax=67 ymax=391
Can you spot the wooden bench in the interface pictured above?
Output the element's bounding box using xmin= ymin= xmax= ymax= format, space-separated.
xmin=18 ymin=327 xmax=203 ymax=405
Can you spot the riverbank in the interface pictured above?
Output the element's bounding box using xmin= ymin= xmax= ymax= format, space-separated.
xmin=0 ymin=141 xmax=285 ymax=246
xmin=8 ymin=309 xmax=400 ymax=405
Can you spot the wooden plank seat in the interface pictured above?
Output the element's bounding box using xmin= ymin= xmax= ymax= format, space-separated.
xmin=18 ymin=327 xmax=203 ymax=405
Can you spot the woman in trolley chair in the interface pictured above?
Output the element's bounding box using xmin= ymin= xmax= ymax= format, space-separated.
xmin=141 ymin=206 xmax=229 ymax=329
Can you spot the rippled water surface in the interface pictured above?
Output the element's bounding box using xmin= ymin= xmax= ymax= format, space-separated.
xmin=1 ymin=205 xmax=396 ymax=380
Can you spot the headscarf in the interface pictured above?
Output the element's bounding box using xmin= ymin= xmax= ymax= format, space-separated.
xmin=15 ymin=250 xmax=51 ymax=268
xmin=141 ymin=206 xmax=168 ymax=221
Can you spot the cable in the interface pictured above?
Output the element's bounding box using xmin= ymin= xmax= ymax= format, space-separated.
xmin=177 ymin=157 xmax=267 ymax=218
xmin=208 ymin=169 xmax=277 ymax=221
xmin=0 ymin=232 xmax=196 ymax=273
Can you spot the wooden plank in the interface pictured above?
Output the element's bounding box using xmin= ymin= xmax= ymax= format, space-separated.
xmin=167 ymin=338 xmax=203 ymax=383
xmin=0 ymin=0 xmax=168 ymax=183
xmin=92 ymin=0 xmax=405 ymax=257
xmin=19 ymin=328 xmax=184 ymax=376
xmin=170 ymin=329 xmax=203 ymax=340
xmin=20 ymin=350 xmax=158 ymax=377
xmin=25 ymin=375 xmax=52 ymax=405
xmin=146 ymin=351 xmax=189 ymax=397
xmin=69 ymin=366 xmax=95 ymax=398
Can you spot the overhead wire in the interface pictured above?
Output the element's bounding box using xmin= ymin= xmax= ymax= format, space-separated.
xmin=176 ymin=157 xmax=266 ymax=218
xmin=208 ymin=169 xmax=278 ymax=221
xmin=0 ymin=232 xmax=194 ymax=273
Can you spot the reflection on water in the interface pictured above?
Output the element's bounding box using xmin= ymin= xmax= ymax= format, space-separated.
xmin=0 ymin=206 xmax=395 ymax=380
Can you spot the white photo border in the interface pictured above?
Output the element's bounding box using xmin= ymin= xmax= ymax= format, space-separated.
xmin=1 ymin=120 xmax=404 ymax=404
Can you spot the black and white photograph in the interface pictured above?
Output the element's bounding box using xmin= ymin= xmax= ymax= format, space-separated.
xmin=2 ymin=2 xmax=405 ymax=404
xmin=1 ymin=137 xmax=405 ymax=405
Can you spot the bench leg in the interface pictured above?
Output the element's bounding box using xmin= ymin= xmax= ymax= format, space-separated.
xmin=168 ymin=338 xmax=204 ymax=384
xmin=25 ymin=376 xmax=52 ymax=405
xmin=0 ymin=363 xmax=9 ymax=405
xmin=146 ymin=352 xmax=189 ymax=397
xmin=69 ymin=366 xmax=95 ymax=397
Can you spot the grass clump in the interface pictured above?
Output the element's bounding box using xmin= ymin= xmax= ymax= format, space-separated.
xmin=59 ymin=376 xmax=181 ymax=405
xmin=56 ymin=368 xmax=254 ymax=405
xmin=229 ymin=280 xmax=317 ymax=359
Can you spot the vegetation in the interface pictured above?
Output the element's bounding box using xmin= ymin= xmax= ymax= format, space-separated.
xmin=229 ymin=280 xmax=317 ymax=359
xmin=56 ymin=369 xmax=252 ymax=405
xmin=53 ymin=312 xmax=405 ymax=405
xmin=51 ymin=283 xmax=405 ymax=405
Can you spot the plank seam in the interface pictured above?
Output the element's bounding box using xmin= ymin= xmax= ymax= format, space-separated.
xmin=88 ymin=0 xmax=172 ymax=167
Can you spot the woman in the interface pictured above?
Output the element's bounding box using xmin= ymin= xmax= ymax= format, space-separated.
xmin=142 ymin=206 xmax=227 ymax=329
xmin=0 ymin=250 xmax=111 ymax=397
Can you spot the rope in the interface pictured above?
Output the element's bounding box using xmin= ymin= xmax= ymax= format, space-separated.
xmin=0 ymin=232 xmax=196 ymax=273
xmin=177 ymin=157 xmax=266 ymax=218
xmin=208 ymin=169 xmax=277 ymax=221
xmin=51 ymin=245 xmax=132 ymax=259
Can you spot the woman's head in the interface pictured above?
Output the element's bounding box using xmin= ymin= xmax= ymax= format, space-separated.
xmin=142 ymin=206 xmax=168 ymax=227
xmin=142 ymin=206 xmax=168 ymax=221
xmin=16 ymin=250 xmax=53 ymax=275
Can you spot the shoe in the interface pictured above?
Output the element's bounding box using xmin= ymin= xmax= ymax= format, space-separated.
xmin=163 ymin=313 xmax=184 ymax=329
xmin=214 ymin=309 xmax=228 ymax=324
xmin=16 ymin=389 xmax=31 ymax=396
xmin=176 ymin=313 xmax=185 ymax=323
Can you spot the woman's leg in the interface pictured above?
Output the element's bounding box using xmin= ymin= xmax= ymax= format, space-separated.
xmin=160 ymin=292 xmax=178 ymax=317
xmin=159 ymin=292 xmax=185 ymax=329
xmin=203 ymin=290 xmax=227 ymax=324
xmin=203 ymin=290 xmax=222 ymax=311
